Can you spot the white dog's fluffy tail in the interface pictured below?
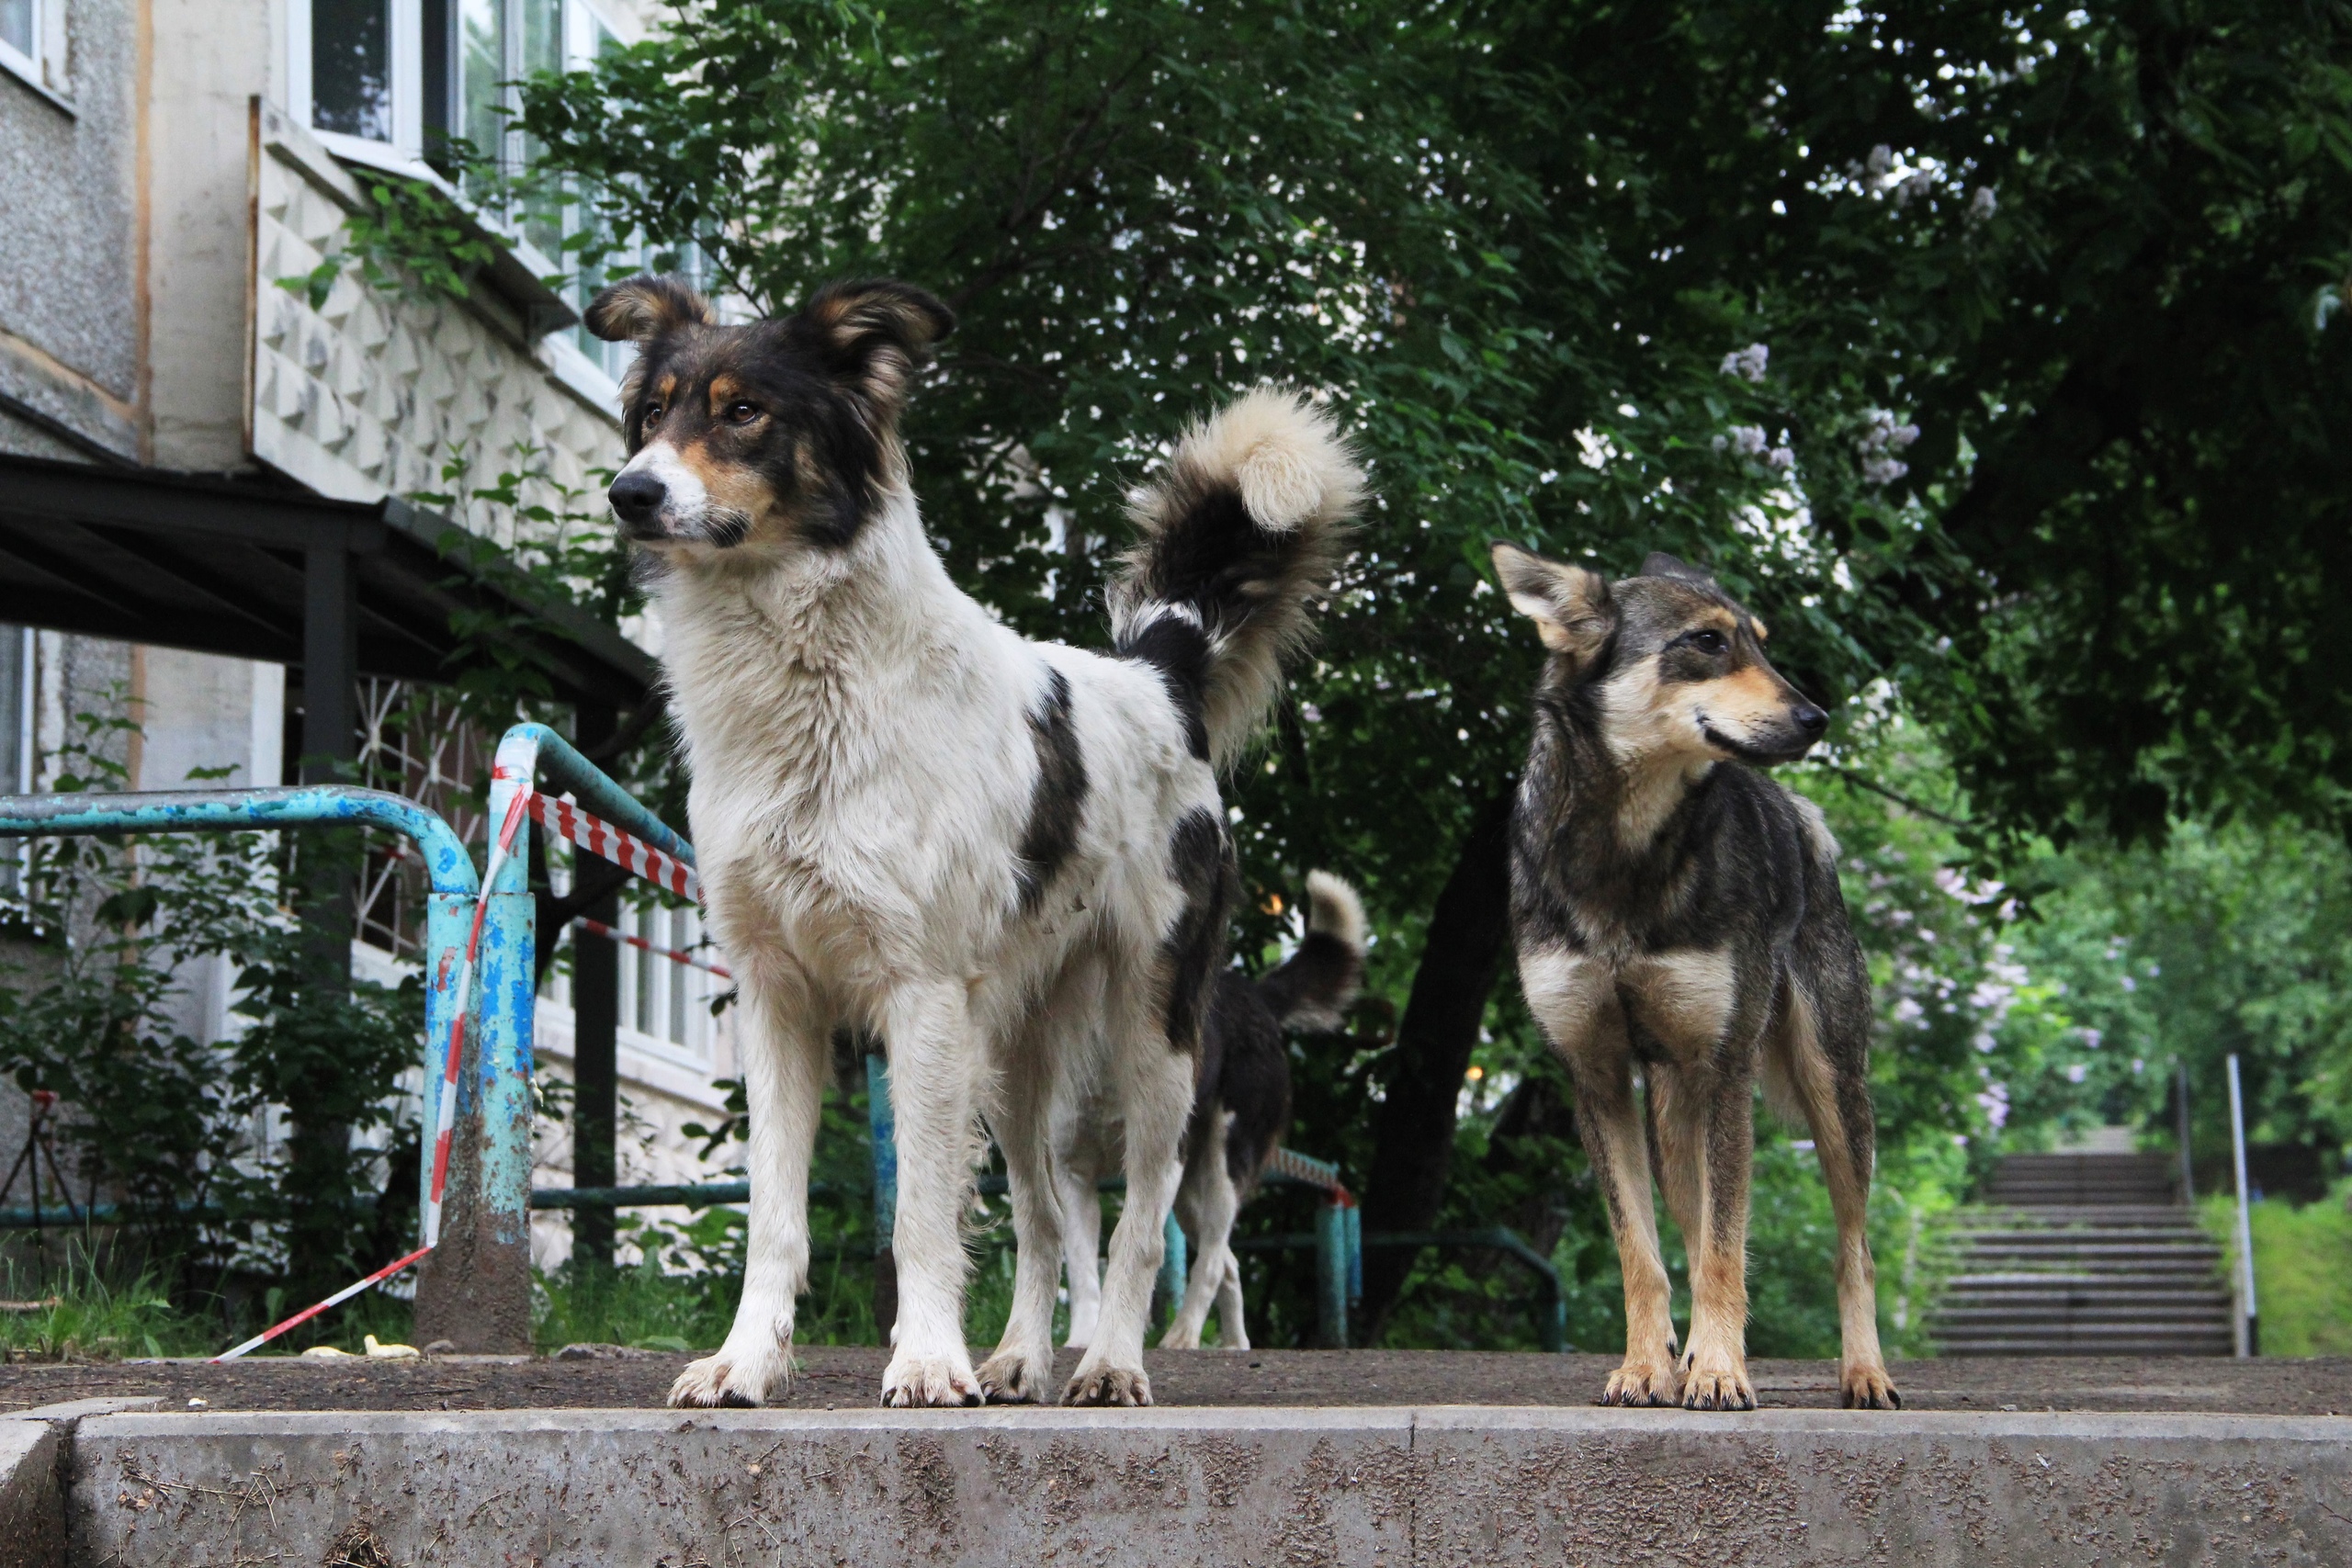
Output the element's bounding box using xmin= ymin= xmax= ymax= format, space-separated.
xmin=1254 ymin=871 xmax=1368 ymax=1032
xmin=1110 ymin=389 xmax=1361 ymax=771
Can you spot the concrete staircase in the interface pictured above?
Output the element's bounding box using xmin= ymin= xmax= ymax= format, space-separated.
xmin=1930 ymin=1146 xmax=2234 ymax=1357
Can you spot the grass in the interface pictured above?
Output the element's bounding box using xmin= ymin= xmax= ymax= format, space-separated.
xmin=0 ymin=1244 xmax=220 ymax=1361
xmin=2200 ymin=1180 xmax=2352 ymax=1356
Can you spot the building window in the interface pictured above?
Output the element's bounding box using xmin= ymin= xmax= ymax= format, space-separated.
xmin=293 ymin=0 xmax=617 ymax=166
xmin=616 ymin=897 xmax=721 ymax=1064
xmin=0 ymin=0 xmax=69 ymax=106
xmin=310 ymin=0 xmax=395 ymax=141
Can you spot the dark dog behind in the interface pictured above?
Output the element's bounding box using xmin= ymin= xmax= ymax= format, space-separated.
xmin=1059 ymin=871 xmax=1367 ymax=1351
xmin=1492 ymin=542 xmax=1898 ymax=1412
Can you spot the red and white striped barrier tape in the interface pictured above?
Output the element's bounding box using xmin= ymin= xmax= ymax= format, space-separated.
xmin=1266 ymin=1146 xmax=1354 ymax=1205
xmin=217 ymin=786 xmax=697 ymax=1360
xmin=573 ymin=916 xmax=731 ymax=979
xmin=526 ymin=793 xmax=698 ymax=902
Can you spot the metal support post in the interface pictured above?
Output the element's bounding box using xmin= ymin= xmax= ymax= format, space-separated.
xmin=570 ymin=700 xmax=619 ymax=1275
xmin=867 ymin=1051 xmax=898 ymax=1338
xmin=2226 ymin=1053 xmax=2258 ymax=1358
xmin=1158 ymin=1210 xmax=1188 ymax=1329
xmin=413 ymin=753 xmax=537 ymax=1353
xmin=1315 ymin=1200 xmax=1350 ymax=1348
xmin=1343 ymin=1201 xmax=1363 ymax=1307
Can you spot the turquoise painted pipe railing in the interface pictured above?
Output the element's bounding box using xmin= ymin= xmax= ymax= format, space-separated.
xmin=0 ymin=785 xmax=479 ymax=1251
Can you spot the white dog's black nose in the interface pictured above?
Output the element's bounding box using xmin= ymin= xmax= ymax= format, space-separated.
xmin=609 ymin=469 xmax=667 ymax=528
xmin=1792 ymin=704 xmax=1828 ymax=737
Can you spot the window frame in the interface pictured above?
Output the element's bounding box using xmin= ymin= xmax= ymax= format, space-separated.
xmin=0 ymin=0 xmax=74 ymax=115
xmin=289 ymin=0 xmax=637 ymax=164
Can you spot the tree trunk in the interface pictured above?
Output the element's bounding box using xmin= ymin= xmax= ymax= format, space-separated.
xmin=1355 ymin=789 xmax=1515 ymax=1338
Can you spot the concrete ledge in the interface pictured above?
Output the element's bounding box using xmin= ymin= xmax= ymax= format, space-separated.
xmin=0 ymin=1420 xmax=60 ymax=1568
xmin=73 ymin=1405 xmax=2352 ymax=1566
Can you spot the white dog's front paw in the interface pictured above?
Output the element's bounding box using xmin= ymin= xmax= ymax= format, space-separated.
xmin=668 ymin=1339 xmax=791 ymax=1408
xmin=976 ymin=1344 xmax=1053 ymax=1404
xmin=1062 ymin=1357 xmax=1152 ymax=1407
xmin=882 ymin=1348 xmax=982 ymax=1408
xmin=1158 ymin=1319 xmax=1203 ymax=1350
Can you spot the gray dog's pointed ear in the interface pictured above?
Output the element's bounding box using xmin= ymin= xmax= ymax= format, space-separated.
xmin=1640 ymin=551 xmax=1716 ymax=586
xmin=801 ymin=279 xmax=956 ymax=414
xmin=1491 ymin=542 xmax=1614 ymax=662
xmin=584 ymin=275 xmax=717 ymax=343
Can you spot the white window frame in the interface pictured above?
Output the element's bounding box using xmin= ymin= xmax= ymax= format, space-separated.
xmin=615 ymin=897 xmax=722 ymax=1071
xmin=288 ymin=0 xmax=424 ymax=163
xmin=0 ymin=0 xmax=74 ymax=114
xmin=288 ymin=0 xmax=637 ymax=163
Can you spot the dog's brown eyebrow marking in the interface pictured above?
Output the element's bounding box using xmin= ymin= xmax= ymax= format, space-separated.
xmin=651 ymin=373 xmax=679 ymax=407
xmin=707 ymin=374 xmax=747 ymax=412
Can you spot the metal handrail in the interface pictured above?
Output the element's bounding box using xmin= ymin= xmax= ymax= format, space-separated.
xmin=0 ymin=784 xmax=477 ymax=1254
xmin=0 ymin=785 xmax=478 ymax=894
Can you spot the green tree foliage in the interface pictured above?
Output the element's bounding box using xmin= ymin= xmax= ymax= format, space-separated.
xmin=506 ymin=1 xmax=2352 ymax=1341
xmin=2004 ymin=818 xmax=2352 ymax=1168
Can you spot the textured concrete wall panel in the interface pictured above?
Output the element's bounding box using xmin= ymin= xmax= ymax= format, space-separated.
xmin=69 ymin=1406 xmax=2352 ymax=1568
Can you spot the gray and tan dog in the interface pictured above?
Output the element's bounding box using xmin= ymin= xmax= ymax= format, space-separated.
xmin=1491 ymin=542 xmax=1898 ymax=1413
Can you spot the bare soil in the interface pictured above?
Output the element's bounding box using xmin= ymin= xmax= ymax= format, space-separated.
xmin=2 ymin=1347 xmax=2345 ymax=1416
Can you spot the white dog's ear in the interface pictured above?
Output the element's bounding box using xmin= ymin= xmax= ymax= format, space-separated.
xmin=1491 ymin=542 xmax=1614 ymax=663
xmin=800 ymin=279 xmax=956 ymax=416
xmin=584 ymin=274 xmax=716 ymax=343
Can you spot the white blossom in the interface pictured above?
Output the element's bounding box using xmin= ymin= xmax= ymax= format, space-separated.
xmin=1720 ymin=343 xmax=1770 ymax=382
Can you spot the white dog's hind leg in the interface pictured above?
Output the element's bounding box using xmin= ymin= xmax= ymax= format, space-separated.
xmin=669 ymin=970 xmax=828 ymax=1408
xmin=878 ymin=980 xmax=986 ymax=1408
xmin=1064 ymin=986 xmax=1193 ymax=1404
xmin=1216 ymin=1248 xmax=1250 ymax=1350
xmin=977 ymin=984 xmax=1080 ymax=1403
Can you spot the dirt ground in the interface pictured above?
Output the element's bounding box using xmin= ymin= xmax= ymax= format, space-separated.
xmin=2 ymin=1347 xmax=2345 ymax=1416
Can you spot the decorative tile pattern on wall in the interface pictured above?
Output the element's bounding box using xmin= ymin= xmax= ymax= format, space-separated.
xmin=248 ymin=102 xmax=623 ymax=552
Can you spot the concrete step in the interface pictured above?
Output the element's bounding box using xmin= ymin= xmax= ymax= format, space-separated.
xmin=1936 ymin=1329 xmax=2235 ymax=1350
xmin=1954 ymin=1205 xmax=2202 ymax=1225
xmin=1947 ymin=1229 xmax=2219 ymax=1247
xmin=1941 ymin=1271 xmax=2237 ymax=1293
xmin=1938 ymin=1284 xmax=2233 ymax=1309
xmin=51 ymin=1405 xmax=2352 ymax=1566
xmin=1938 ymin=1337 xmax=2236 ymax=1358
xmin=1934 ymin=1307 xmax=2234 ymax=1330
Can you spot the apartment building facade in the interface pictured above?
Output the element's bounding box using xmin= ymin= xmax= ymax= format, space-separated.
xmin=0 ymin=0 xmax=733 ymax=1269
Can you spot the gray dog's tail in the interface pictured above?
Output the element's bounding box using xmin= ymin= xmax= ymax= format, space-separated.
xmin=1110 ymin=389 xmax=1361 ymax=772
xmin=1255 ymin=871 xmax=1368 ymax=1032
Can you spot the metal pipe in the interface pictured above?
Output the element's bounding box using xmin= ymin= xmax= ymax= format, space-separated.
xmin=0 ymin=786 xmax=473 ymax=1272
xmin=2226 ymin=1053 xmax=2258 ymax=1357
xmin=0 ymin=785 xmax=478 ymax=894
xmin=1314 ymin=1201 xmax=1349 ymax=1348
xmin=532 ymin=1182 xmax=752 ymax=1210
xmin=492 ymin=722 xmax=696 ymax=867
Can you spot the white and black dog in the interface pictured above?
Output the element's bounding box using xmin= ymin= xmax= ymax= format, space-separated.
xmin=1057 ymin=869 xmax=1365 ymax=1352
xmin=585 ymin=275 xmax=1360 ymax=1407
